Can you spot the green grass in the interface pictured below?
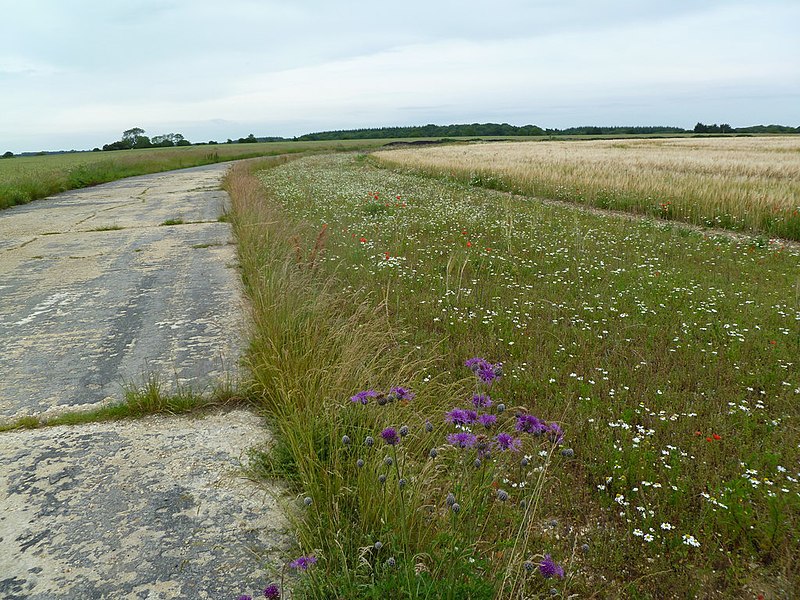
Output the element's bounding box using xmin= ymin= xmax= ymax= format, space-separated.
xmin=232 ymin=153 xmax=799 ymax=598
xmin=159 ymin=218 xmax=185 ymax=226
xmin=0 ymin=375 xmax=243 ymax=432
xmin=89 ymin=224 xmax=124 ymax=231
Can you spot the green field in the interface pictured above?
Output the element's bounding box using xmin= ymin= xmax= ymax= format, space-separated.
xmin=231 ymin=152 xmax=799 ymax=598
xmin=0 ymin=139 xmax=396 ymax=210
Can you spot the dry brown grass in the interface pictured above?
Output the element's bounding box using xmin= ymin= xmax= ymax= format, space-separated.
xmin=374 ymin=136 xmax=800 ymax=239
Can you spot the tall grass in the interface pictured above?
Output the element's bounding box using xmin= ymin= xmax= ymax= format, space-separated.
xmin=229 ymin=158 xmax=584 ymax=599
xmin=373 ymin=137 xmax=800 ymax=240
xmin=243 ymin=153 xmax=799 ymax=598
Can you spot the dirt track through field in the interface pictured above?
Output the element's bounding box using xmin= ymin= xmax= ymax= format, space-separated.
xmin=0 ymin=164 xmax=289 ymax=598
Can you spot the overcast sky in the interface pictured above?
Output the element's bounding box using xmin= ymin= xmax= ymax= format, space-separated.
xmin=1 ymin=0 xmax=798 ymax=152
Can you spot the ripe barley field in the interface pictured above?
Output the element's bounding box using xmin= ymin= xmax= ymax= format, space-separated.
xmin=232 ymin=151 xmax=799 ymax=599
xmin=373 ymin=136 xmax=800 ymax=241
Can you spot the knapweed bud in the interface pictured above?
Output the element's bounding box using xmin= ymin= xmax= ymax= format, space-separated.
xmin=429 ymin=448 xmax=438 ymax=458
xmin=523 ymin=561 xmax=535 ymax=573
xmin=424 ymin=420 xmax=433 ymax=432
xmin=451 ymin=503 xmax=461 ymax=514
xmin=398 ymin=478 xmax=407 ymax=488
xmin=374 ymin=541 xmax=383 ymax=550
xmin=560 ymin=448 xmax=574 ymax=458
xmin=378 ymin=474 xmax=387 ymax=484
xmin=384 ymin=456 xmax=393 ymax=466
xmin=356 ymin=458 xmax=365 ymax=468
xmin=303 ymin=497 xmax=313 ymax=506
xmin=386 ymin=557 xmax=396 ymax=568
xmin=473 ymin=459 xmax=482 ymax=468
xmin=496 ymin=403 xmax=506 ymax=413
xmin=399 ymin=425 xmax=409 ymax=437
xmin=364 ymin=436 xmax=374 ymax=447
xmin=342 ymin=435 xmax=351 ymax=445
xmin=446 ymin=492 xmax=456 ymax=506
xmin=497 ymin=489 xmax=509 ymax=502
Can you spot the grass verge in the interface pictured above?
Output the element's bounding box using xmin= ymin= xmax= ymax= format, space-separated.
xmin=233 ymin=152 xmax=799 ymax=598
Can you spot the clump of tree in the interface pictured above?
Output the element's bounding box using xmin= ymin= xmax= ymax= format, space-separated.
xmin=102 ymin=128 xmax=191 ymax=151
xmin=151 ymin=133 xmax=190 ymax=147
xmin=225 ymin=133 xmax=259 ymax=144
xmin=693 ymin=122 xmax=734 ymax=134
xmin=1 ymin=151 xmax=14 ymax=159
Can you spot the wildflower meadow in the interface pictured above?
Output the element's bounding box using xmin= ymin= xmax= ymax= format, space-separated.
xmin=229 ymin=149 xmax=799 ymax=598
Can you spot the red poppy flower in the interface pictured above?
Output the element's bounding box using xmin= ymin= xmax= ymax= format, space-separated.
xmin=466 ymin=241 xmax=472 ymax=248
xmin=712 ymin=433 xmax=721 ymax=440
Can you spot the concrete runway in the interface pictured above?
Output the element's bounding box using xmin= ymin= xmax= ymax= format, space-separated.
xmin=0 ymin=164 xmax=289 ymax=599
xmin=0 ymin=163 xmax=243 ymax=420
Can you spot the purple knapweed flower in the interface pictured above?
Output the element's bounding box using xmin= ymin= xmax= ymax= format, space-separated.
xmin=288 ymin=555 xmax=317 ymax=571
xmin=237 ymin=595 xmax=252 ymax=600
xmin=445 ymin=408 xmax=478 ymax=426
xmin=464 ymin=357 xmax=490 ymax=372
xmin=516 ymin=414 xmax=548 ymax=435
xmin=465 ymin=358 xmax=502 ymax=383
xmin=472 ymin=394 xmax=492 ymax=408
xmin=350 ymin=389 xmax=380 ymax=405
xmin=477 ymin=362 xmax=502 ymax=383
xmin=381 ymin=427 xmax=400 ymax=445
xmin=538 ymin=554 xmax=564 ymax=579
xmin=547 ymin=422 xmax=564 ymax=444
xmin=477 ymin=413 xmax=497 ymax=428
xmin=263 ymin=584 xmax=280 ymax=599
xmin=495 ymin=432 xmax=522 ymax=452
xmin=388 ymin=387 xmax=415 ymax=402
xmin=447 ymin=432 xmax=478 ymax=448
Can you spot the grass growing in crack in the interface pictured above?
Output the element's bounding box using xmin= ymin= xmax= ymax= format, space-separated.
xmin=0 ymin=375 xmax=244 ymax=432
xmin=160 ymin=218 xmax=185 ymax=226
xmin=88 ymin=224 xmax=124 ymax=232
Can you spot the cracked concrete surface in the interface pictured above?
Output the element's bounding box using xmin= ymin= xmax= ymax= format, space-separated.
xmin=0 ymin=163 xmax=243 ymax=420
xmin=0 ymin=165 xmax=290 ymax=598
xmin=0 ymin=411 xmax=290 ymax=600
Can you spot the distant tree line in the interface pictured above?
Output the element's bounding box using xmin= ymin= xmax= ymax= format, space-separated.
xmin=551 ymin=125 xmax=686 ymax=135
xmin=296 ymin=123 xmax=547 ymax=141
xmin=296 ymin=122 xmax=799 ymax=141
